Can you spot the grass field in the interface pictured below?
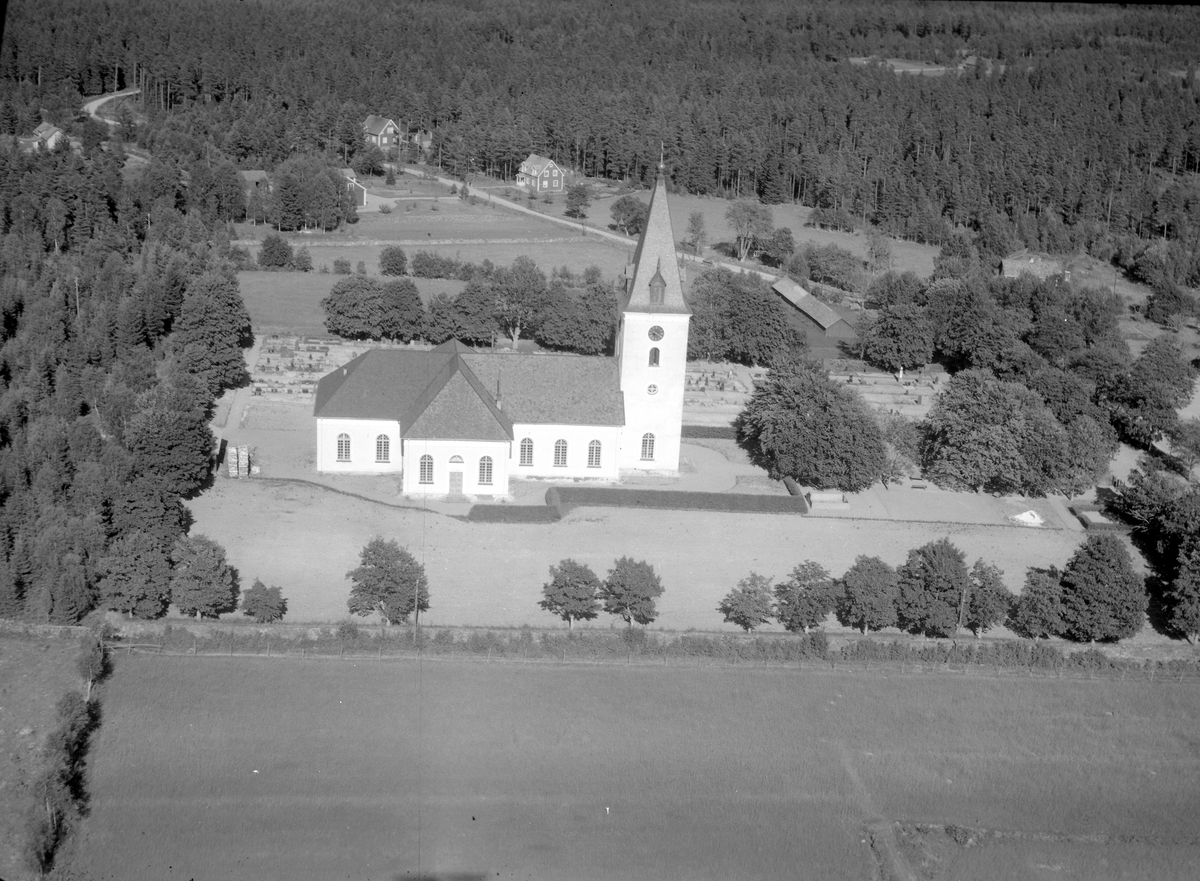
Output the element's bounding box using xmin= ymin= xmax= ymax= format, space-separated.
xmin=76 ymin=655 xmax=1200 ymax=881
xmin=185 ymin=479 xmax=1082 ymax=632
xmin=0 ymin=635 xmax=86 ymax=881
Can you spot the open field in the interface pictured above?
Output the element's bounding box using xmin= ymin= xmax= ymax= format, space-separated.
xmin=186 ymin=477 xmax=1083 ymax=633
xmin=77 ymin=655 xmax=1200 ymax=880
xmin=0 ymin=635 xmax=87 ymax=881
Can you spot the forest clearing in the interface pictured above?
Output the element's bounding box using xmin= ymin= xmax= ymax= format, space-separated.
xmin=76 ymin=655 xmax=1200 ymax=881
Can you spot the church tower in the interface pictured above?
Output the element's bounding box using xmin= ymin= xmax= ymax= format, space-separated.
xmin=616 ymin=166 xmax=691 ymax=472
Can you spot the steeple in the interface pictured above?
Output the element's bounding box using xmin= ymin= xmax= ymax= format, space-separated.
xmin=622 ymin=164 xmax=689 ymax=314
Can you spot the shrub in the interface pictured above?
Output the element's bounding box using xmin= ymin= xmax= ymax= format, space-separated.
xmin=333 ymin=258 xmax=351 ymax=274
xmin=411 ymin=250 xmax=461 ymax=278
xmin=545 ymin=486 xmax=809 ymax=516
xmin=378 ymin=202 xmax=393 ymax=214
xmin=257 ymin=234 xmax=293 ymax=269
xmin=293 ymin=246 xmax=313 ymax=272
xmin=355 ymin=261 xmax=366 ymax=274
xmin=336 ymin=619 xmax=361 ymax=640
xmin=379 ymin=245 xmax=408 ymax=276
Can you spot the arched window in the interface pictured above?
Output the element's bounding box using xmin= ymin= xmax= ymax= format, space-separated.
xmin=419 ymin=455 xmax=433 ymax=484
xmin=337 ymin=433 xmax=351 ymax=462
xmin=479 ymin=456 xmax=493 ymax=486
xmin=648 ymin=347 xmax=659 ymax=367
xmin=554 ymin=439 xmax=568 ymax=467
xmin=519 ymin=438 xmax=533 ymax=466
xmin=588 ymin=440 xmax=601 ymax=468
xmin=641 ymin=433 xmax=655 ymax=461
xmin=449 ymin=455 xmax=464 ymax=464
xmin=375 ymin=435 xmax=390 ymax=463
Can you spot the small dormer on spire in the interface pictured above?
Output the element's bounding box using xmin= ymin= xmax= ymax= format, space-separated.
xmin=649 ymin=258 xmax=665 ymax=304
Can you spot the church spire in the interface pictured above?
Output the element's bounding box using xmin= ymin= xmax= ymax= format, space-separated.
xmin=622 ymin=164 xmax=689 ymax=314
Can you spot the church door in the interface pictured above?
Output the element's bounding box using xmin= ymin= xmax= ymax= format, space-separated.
xmin=448 ymin=471 xmax=463 ymax=495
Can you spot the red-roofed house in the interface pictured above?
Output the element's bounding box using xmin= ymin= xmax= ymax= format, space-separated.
xmin=516 ymin=154 xmax=565 ymax=193
xmin=362 ymin=115 xmax=401 ymax=150
xmin=314 ymin=166 xmax=691 ymax=497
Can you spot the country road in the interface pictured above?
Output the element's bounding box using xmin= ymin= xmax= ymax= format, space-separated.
xmin=82 ymin=88 xmax=141 ymax=126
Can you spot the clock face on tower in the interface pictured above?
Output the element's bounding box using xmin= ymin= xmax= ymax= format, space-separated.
xmin=648 ymin=326 xmax=664 ymax=341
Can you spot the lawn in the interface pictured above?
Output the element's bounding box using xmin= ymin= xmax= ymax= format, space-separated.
xmin=184 ymin=479 xmax=1082 ymax=633
xmin=76 ymin=656 xmax=1200 ymax=881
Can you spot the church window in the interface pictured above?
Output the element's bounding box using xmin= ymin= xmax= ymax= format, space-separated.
xmin=588 ymin=440 xmax=601 ymax=468
xmin=337 ymin=434 xmax=351 ymax=462
xmin=649 ymin=347 xmax=659 ymax=367
xmin=647 ymin=384 xmax=658 ymax=395
xmin=520 ymin=438 xmax=533 ymax=466
xmin=479 ymin=456 xmax=493 ymax=486
xmin=449 ymin=455 xmax=464 ymax=463
xmin=641 ymin=433 xmax=655 ymax=461
xmin=419 ymin=455 xmax=433 ymax=484
xmin=554 ymin=439 xmax=568 ymax=467
xmin=375 ymin=435 xmax=390 ymax=463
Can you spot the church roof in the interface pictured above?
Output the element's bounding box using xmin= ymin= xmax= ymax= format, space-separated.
xmin=314 ymin=344 xmax=624 ymax=438
xmin=622 ymin=168 xmax=690 ymax=315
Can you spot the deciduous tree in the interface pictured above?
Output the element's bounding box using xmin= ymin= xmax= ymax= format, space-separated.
xmin=564 ymin=183 xmax=590 ymax=219
xmin=601 ymin=557 xmax=663 ymax=627
xmin=379 ymin=245 xmax=408 ymax=276
xmin=1010 ymin=567 xmax=1064 ymax=640
xmin=737 ymin=356 xmax=886 ymax=491
xmin=895 ymin=538 xmax=970 ymax=637
xmin=717 ymin=572 xmax=775 ymax=632
xmin=725 ymin=200 xmax=773 ymax=261
xmin=170 ymin=534 xmax=237 ymax=619
xmin=538 ymin=559 xmax=601 ymax=629
xmin=1059 ymin=533 xmax=1146 ymax=642
xmin=97 ymin=533 xmax=171 ymax=619
xmin=241 ymin=579 xmax=288 ymax=623
xmin=774 ymin=561 xmax=837 ymax=633
xmin=965 ymin=560 xmax=1014 ymax=636
xmin=837 ymin=555 xmax=899 ymax=634
xmin=685 ymin=211 xmax=707 ymax=256
xmin=347 ymin=537 xmax=429 ymax=625
xmin=860 ymin=304 xmax=934 ymax=377
xmin=610 ymin=195 xmax=648 ymax=237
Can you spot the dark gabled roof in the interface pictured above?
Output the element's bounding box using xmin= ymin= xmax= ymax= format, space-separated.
xmin=239 ymin=170 xmax=270 ymax=186
xmin=772 ymin=277 xmax=844 ymax=330
xmin=32 ymin=122 xmax=60 ymax=139
xmin=521 ymin=154 xmax=559 ymax=174
xmin=401 ymin=350 xmax=511 ymax=440
xmin=461 ymin=353 xmax=624 ymax=426
xmin=363 ymin=115 xmax=398 ymax=136
xmin=314 ymin=343 xmax=624 ymax=436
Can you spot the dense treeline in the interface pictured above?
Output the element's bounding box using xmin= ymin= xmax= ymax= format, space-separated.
xmin=3 ymin=1 xmax=1200 ymax=263
xmin=0 ymin=140 xmax=251 ymax=624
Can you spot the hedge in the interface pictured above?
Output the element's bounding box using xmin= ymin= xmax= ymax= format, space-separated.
xmin=546 ymin=486 xmax=808 ymax=516
xmin=681 ymin=424 xmax=737 ymax=440
xmin=466 ymin=504 xmax=561 ymax=523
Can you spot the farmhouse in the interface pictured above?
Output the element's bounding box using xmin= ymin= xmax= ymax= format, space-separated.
xmin=1001 ymin=250 xmax=1066 ymax=281
xmin=362 ymin=115 xmax=401 ymax=150
xmin=30 ymin=121 xmax=65 ymax=150
xmin=313 ymin=166 xmax=690 ymax=497
xmin=771 ymin=277 xmax=858 ymax=353
xmin=516 ymin=154 xmax=565 ymax=193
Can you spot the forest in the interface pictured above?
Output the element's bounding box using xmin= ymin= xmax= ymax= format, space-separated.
xmin=1 ymin=0 xmax=1199 ymax=275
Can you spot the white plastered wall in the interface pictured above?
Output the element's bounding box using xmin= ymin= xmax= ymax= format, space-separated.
xmin=315 ymin=417 xmax=402 ymax=474
xmin=509 ymin=423 xmax=621 ymax=481
xmin=401 ymin=438 xmax=512 ymax=497
xmin=617 ymin=312 xmax=691 ymax=471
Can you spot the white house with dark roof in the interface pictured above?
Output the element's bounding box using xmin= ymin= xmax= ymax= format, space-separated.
xmin=313 ymin=166 xmax=690 ymax=497
xmin=516 ymin=154 xmax=565 ymax=193
xmin=31 ymin=122 xmax=65 ymax=150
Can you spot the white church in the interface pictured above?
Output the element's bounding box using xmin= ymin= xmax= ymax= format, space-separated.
xmin=312 ymin=167 xmax=691 ymax=498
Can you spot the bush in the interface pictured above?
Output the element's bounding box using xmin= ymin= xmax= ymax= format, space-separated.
xmin=379 ymin=245 xmax=408 ymax=276
xmin=333 ymin=258 xmax=351 ymax=274
xmin=411 ymin=250 xmax=461 ymax=278
xmin=355 ymin=261 xmax=366 ymax=274
xmin=293 ymin=246 xmax=313 ymax=272
xmin=378 ymin=202 xmax=393 ymax=214
xmin=257 ymin=234 xmax=294 ymax=269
